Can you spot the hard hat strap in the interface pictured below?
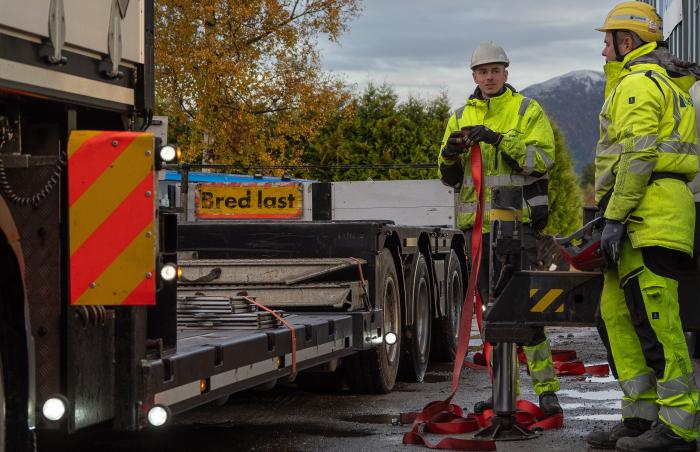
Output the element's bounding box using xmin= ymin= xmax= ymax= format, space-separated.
xmin=612 ymin=30 xmax=625 ymax=62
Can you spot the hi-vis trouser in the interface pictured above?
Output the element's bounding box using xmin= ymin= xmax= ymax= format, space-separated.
xmin=467 ymin=227 xmax=560 ymax=396
xmin=601 ymin=238 xmax=699 ymax=441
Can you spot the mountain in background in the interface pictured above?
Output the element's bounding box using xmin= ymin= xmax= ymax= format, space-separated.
xmin=521 ymin=70 xmax=605 ymax=173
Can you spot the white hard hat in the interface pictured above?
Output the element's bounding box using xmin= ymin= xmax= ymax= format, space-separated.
xmin=470 ymin=42 xmax=510 ymax=70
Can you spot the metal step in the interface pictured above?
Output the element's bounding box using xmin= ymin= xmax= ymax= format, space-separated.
xmin=178 ymin=257 xmax=366 ymax=286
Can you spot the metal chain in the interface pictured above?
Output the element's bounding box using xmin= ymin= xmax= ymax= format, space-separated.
xmin=0 ymin=149 xmax=67 ymax=208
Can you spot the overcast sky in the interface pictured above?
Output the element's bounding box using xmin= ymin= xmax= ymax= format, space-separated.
xmin=319 ymin=0 xmax=624 ymax=109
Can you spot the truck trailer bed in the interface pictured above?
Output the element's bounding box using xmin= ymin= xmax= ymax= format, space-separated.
xmin=142 ymin=312 xmax=360 ymax=415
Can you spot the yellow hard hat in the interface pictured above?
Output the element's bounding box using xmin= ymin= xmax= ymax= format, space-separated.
xmin=596 ymin=1 xmax=663 ymax=43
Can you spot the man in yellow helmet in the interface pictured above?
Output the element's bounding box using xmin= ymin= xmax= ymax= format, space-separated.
xmin=586 ymin=2 xmax=700 ymax=451
xmin=437 ymin=42 xmax=562 ymax=417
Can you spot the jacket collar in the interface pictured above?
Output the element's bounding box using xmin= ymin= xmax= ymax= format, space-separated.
xmin=467 ymin=84 xmax=518 ymax=108
xmin=629 ymin=45 xmax=700 ymax=91
xmin=603 ymin=41 xmax=658 ymax=97
xmin=604 ymin=41 xmax=700 ymax=96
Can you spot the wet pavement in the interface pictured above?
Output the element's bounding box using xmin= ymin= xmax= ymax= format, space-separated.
xmin=42 ymin=326 xmax=700 ymax=451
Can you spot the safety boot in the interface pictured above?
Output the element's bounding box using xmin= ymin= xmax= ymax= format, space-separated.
xmin=473 ymin=396 xmax=493 ymax=414
xmin=539 ymin=391 xmax=563 ymax=417
xmin=615 ymin=421 xmax=696 ymax=452
xmin=586 ymin=418 xmax=652 ymax=449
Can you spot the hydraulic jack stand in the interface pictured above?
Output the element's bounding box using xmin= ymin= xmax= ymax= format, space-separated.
xmin=475 ymin=186 xmax=536 ymax=441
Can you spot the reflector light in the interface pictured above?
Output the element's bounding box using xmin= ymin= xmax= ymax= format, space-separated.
xmin=384 ymin=332 xmax=397 ymax=345
xmin=42 ymin=397 xmax=67 ymax=422
xmin=160 ymin=264 xmax=178 ymax=281
xmin=159 ymin=145 xmax=178 ymax=163
xmin=147 ymin=405 xmax=170 ymax=427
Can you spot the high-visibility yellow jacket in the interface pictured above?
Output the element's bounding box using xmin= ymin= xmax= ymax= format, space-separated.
xmin=438 ymin=85 xmax=556 ymax=232
xmin=596 ymin=42 xmax=700 ymax=255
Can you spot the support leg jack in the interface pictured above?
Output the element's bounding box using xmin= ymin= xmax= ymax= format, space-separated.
xmin=477 ymin=342 xmax=537 ymax=441
xmin=474 ymin=413 xmax=536 ymax=441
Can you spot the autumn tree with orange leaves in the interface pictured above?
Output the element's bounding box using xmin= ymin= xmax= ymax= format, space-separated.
xmin=155 ymin=0 xmax=361 ymax=168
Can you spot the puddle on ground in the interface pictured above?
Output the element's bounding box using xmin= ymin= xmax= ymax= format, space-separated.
xmin=338 ymin=414 xmax=398 ymax=425
xmin=561 ymin=401 xmax=619 ymax=410
xmin=423 ymin=373 xmax=450 ymax=383
xmin=560 ymin=403 xmax=587 ymax=409
xmin=571 ymin=414 xmax=620 ymax=421
xmin=559 ymin=389 xmax=623 ymax=401
xmin=585 ymin=375 xmax=617 ymax=383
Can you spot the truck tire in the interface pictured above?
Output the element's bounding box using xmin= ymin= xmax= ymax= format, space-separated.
xmin=345 ymin=248 xmax=401 ymax=394
xmin=431 ymin=250 xmax=464 ymax=362
xmin=399 ymin=253 xmax=432 ymax=382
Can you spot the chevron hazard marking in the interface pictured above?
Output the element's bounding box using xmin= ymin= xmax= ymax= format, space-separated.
xmin=530 ymin=289 xmax=564 ymax=313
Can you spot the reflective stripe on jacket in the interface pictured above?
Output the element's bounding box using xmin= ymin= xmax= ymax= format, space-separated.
xmin=438 ymin=85 xmax=556 ymax=232
xmin=596 ymin=42 xmax=699 ymax=255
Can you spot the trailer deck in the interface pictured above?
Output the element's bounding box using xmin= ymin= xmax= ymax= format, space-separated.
xmin=142 ymin=312 xmax=363 ymax=415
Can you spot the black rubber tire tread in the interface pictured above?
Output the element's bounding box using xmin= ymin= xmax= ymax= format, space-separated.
xmin=344 ymin=248 xmax=401 ymax=394
xmin=398 ymin=253 xmax=432 ymax=382
xmin=431 ymin=250 xmax=464 ymax=362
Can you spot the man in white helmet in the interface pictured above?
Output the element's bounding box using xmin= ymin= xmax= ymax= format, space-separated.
xmin=437 ymin=41 xmax=561 ymax=416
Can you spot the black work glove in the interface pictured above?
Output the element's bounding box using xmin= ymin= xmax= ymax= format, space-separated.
xmin=441 ymin=131 xmax=468 ymax=160
xmin=524 ymin=179 xmax=549 ymax=232
xmin=529 ymin=205 xmax=549 ymax=232
xmin=464 ymin=125 xmax=502 ymax=146
xmin=601 ymin=219 xmax=625 ymax=266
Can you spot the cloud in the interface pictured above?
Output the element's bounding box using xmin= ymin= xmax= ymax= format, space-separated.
xmin=320 ymin=0 xmax=622 ymax=108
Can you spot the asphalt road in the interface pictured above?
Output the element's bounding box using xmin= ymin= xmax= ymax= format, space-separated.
xmin=44 ymin=325 xmax=698 ymax=452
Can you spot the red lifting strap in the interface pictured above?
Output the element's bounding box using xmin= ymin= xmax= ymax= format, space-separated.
xmin=516 ymin=348 xmax=610 ymax=377
xmin=403 ymin=145 xmax=499 ymax=450
xmin=450 ymin=143 xmax=485 ymax=395
xmin=402 ymin=145 xmax=572 ymax=451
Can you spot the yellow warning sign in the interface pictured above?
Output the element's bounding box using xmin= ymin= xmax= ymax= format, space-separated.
xmin=195 ymin=182 xmax=303 ymax=219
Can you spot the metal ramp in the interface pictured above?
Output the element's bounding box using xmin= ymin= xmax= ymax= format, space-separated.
xmin=177 ymin=257 xmax=367 ymax=310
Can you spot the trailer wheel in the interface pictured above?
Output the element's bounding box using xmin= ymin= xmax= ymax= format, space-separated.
xmin=432 ymin=250 xmax=464 ymax=362
xmin=399 ymin=253 xmax=432 ymax=382
xmin=345 ymin=248 xmax=401 ymax=394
